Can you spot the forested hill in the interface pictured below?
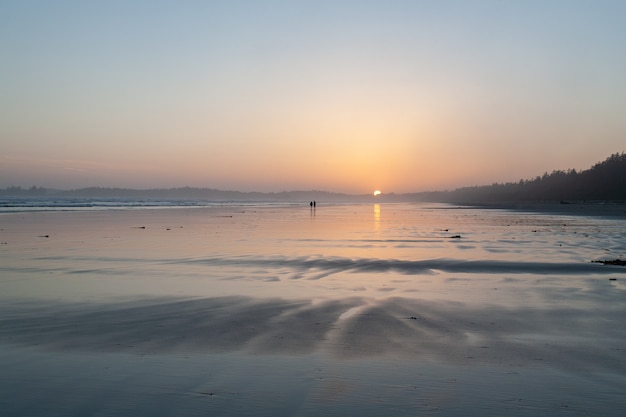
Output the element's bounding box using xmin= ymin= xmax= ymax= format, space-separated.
xmin=442 ymin=152 xmax=626 ymax=203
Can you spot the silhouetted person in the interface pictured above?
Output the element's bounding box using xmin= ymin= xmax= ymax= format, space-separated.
xmin=313 ymin=201 xmax=316 ymax=208
xmin=310 ymin=201 xmax=313 ymax=208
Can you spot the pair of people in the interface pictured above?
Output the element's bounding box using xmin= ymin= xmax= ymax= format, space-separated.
xmin=309 ymin=201 xmax=316 ymax=208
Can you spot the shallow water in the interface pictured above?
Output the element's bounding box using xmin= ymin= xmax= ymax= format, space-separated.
xmin=1 ymin=203 xmax=625 ymax=416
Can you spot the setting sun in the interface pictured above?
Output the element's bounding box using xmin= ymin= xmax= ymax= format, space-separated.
xmin=373 ymin=190 xmax=382 ymax=196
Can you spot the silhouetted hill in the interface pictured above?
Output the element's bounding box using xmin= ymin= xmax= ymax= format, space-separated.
xmin=436 ymin=152 xmax=626 ymax=203
xmin=0 ymin=185 xmax=373 ymax=203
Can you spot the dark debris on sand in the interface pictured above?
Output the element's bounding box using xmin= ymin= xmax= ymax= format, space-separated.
xmin=592 ymin=259 xmax=626 ymax=266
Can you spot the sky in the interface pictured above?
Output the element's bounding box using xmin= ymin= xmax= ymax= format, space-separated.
xmin=1 ymin=1 xmax=625 ymax=194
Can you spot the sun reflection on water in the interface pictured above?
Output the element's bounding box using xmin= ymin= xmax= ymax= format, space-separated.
xmin=373 ymin=204 xmax=381 ymax=231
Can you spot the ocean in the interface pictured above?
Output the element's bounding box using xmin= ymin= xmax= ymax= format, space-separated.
xmin=1 ymin=201 xmax=625 ymax=415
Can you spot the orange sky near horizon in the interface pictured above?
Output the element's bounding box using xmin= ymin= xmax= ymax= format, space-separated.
xmin=1 ymin=2 xmax=625 ymax=194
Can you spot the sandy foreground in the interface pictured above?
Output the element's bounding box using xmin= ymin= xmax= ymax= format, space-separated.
xmin=1 ymin=205 xmax=625 ymax=416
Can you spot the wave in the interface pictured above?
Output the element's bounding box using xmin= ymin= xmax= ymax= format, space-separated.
xmin=25 ymin=254 xmax=625 ymax=276
xmin=179 ymin=255 xmax=624 ymax=276
xmin=20 ymin=253 xmax=624 ymax=279
xmin=0 ymin=197 xmax=295 ymax=212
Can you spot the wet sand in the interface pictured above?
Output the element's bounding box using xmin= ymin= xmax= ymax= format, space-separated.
xmin=1 ymin=204 xmax=625 ymax=415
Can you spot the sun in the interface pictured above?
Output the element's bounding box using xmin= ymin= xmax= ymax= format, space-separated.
xmin=373 ymin=190 xmax=382 ymax=196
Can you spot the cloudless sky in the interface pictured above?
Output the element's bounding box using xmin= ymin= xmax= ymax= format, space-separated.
xmin=1 ymin=1 xmax=625 ymax=193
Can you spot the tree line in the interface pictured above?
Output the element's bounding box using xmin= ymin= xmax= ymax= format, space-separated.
xmin=442 ymin=152 xmax=626 ymax=203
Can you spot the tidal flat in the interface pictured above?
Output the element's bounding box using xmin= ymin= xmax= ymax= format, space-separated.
xmin=1 ymin=203 xmax=625 ymax=416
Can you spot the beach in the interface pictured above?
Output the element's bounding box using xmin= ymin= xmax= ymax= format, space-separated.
xmin=1 ymin=203 xmax=625 ymax=415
